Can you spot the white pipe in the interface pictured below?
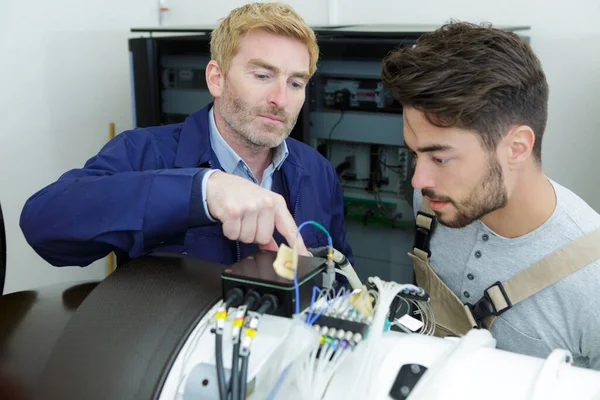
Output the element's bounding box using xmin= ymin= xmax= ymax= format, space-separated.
xmin=331 ymin=248 xmax=362 ymax=290
xmin=323 ymin=329 xmax=600 ymax=400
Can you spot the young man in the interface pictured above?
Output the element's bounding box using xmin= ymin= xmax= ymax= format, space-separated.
xmin=20 ymin=3 xmax=353 ymax=268
xmin=381 ymin=22 xmax=600 ymax=369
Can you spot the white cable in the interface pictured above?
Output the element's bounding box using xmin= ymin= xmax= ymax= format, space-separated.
xmin=530 ymin=348 xmax=574 ymax=400
xmin=313 ymin=346 xmax=349 ymax=397
xmin=427 ymin=301 xmax=436 ymax=336
xmin=348 ymin=277 xmax=406 ymax=398
xmin=367 ymin=288 xmax=378 ymax=299
xmin=174 ymin=300 xmax=222 ymax=398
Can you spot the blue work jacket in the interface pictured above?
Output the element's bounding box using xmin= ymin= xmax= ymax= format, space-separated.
xmin=20 ymin=104 xmax=353 ymax=268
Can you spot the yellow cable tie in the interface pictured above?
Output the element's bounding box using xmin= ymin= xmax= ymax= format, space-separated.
xmin=233 ymin=319 xmax=244 ymax=327
xmin=245 ymin=328 xmax=257 ymax=338
xmin=216 ymin=311 xmax=227 ymax=320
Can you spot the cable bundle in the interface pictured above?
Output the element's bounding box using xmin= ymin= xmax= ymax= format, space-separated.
xmin=214 ymin=291 xmax=278 ymax=400
xmin=345 ymin=277 xmax=417 ymax=398
xmin=388 ymin=284 xmax=435 ymax=336
xmin=272 ymin=286 xmax=371 ymax=400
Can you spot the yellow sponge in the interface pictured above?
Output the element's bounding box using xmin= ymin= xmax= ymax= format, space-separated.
xmin=349 ymin=285 xmax=374 ymax=317
xmin=272 ymin=243 xmax=299 ymax=280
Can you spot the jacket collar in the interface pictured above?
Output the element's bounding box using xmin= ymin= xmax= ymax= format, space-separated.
xmin=174 ymin=103 xmax=214 ymax=168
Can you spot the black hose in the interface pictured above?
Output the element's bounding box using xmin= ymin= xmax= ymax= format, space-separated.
xmin=216 ymin=333 xmax=227 ymax=400
xmin=239 ymin=354 xmax=249 ymax=400
xmin=231 ymin=342 xmax=241 ymax=400
xmin=225 ymin=288 xmax=244 ymax=308
xmin=228 ymin=290 xmax=260 ymax=399
xmin=257 ymin=294 xmax=278 ymax=315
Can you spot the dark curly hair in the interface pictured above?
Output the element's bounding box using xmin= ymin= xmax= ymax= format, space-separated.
xmin=381 ymin=22 xmax=548 ymax=163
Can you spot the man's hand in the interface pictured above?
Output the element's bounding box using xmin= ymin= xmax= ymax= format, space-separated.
xmin=206 ymin=171 xmax=309 ymax=256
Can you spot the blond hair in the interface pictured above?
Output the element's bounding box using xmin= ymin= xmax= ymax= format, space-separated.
xmin=210 ymin=2 xmax=319 ymax=77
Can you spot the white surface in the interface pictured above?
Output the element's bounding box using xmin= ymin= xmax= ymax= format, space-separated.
xmin=162 ymin=0 xmax=330 ymax=27
xmin=162 ymin=310 xmax=600 ymax=400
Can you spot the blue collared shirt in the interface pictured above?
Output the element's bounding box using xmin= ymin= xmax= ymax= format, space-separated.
xmin=208 ymin=107 xmax=289 ymax=186
xmin=201 ymin=107 xmax=289 ymax=220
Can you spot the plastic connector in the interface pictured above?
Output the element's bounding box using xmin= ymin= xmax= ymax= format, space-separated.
xmin=322 ymin=260 xmax=335 ymax=290
xmin=307 ymin=246 xmax=363 ymax=291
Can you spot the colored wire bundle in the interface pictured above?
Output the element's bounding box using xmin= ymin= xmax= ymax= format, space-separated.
xmin=305 ymin=286 xmax=355 ymax=325
xmin=292 ymin=287 xmax=366 ymax=399
xmin=296 ymin=220 xmax=333 ymax=250
xmin=292 ymin=220 xmax=333 ymax=315
xmin=296 ymin=333 xmax=353 ymax=400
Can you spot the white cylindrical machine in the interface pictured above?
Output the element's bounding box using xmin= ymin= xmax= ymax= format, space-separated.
xmin=161 ymin=300 xmax=600 ymax=400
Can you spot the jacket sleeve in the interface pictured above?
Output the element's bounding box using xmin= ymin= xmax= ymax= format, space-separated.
xmin=329 ymin=168 xmax=354 ymax=266
xmin=20 ymin=130 xmax=214 ymax=267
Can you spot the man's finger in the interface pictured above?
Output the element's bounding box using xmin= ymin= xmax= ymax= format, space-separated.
xmin=294 ymin=235 xmax=310 ymax=257
xmin=255 ymin=207 xmax=275 ymax=245
xmin=259 ymin=238 xmax=279 ymax=253
xmin=274 ymin=205 xmax=309 ymax=256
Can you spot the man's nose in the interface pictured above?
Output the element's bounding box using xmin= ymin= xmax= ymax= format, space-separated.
xmin=411 ymin=159 xmax=435 ymax=190
xmin=266 ymin=80 xmax=288 ymax=109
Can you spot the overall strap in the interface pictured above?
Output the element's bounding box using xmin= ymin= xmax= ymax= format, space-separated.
xmin=413 ymin=198 xmax=435 ymax=262
xmin=467 ymin=227 xmax=600 ymax=325
xmin=413 ymin=197 xmax=600 ymax=329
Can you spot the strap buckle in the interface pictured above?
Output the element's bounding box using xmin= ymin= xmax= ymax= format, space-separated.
xmin=413 ymin=211 xmax=435 ymax=257
xmin=465 ymin=281 xmax=512 ymax=327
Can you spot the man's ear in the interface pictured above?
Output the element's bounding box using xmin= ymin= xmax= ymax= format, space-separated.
xmin=206 ymin=60 xmax=224 ymax=98
xmin=506 ymin=125 xmax=535 ymax=168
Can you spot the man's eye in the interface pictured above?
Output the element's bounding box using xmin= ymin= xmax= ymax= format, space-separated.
xmin=433 ymin=157 xmax=449 ymax=165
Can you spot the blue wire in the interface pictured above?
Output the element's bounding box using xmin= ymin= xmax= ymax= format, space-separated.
xmin=293 ymin=269 xmax=300 ymax=315
xmin=292 ymin=220 xmax=333 ymax=316
xmin=266 ymin=364 xmax=291 ymax=400
xmin=296 ymin=220 xmax=333 ymax=249
xmin=306 ymin=286 xmax=321 ymax=323
xmin=308 ymin=291 xmax=354 ymax=325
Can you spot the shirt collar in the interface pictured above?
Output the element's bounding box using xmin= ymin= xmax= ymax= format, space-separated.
xmin=208 ymin=107 xmax=289 ymax=173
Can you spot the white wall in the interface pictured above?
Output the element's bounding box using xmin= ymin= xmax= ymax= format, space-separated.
xmin=1 ymin=0 xmax=599 ymax=294
xmin=0 ymin=0 xmax=157 ymax=293
xmin=165 ymin=0 xmax=330 ymax=26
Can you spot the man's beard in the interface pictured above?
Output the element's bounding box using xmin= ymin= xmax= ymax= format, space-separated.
xmin=219 ymin=81 xmax=297 ymax=148
xmin=423 ymin=155 xmax=508 ymax=228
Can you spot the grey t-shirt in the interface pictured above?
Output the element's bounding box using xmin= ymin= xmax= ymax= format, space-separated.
xmin=413 ymin=178 xmax=600 ymax=369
